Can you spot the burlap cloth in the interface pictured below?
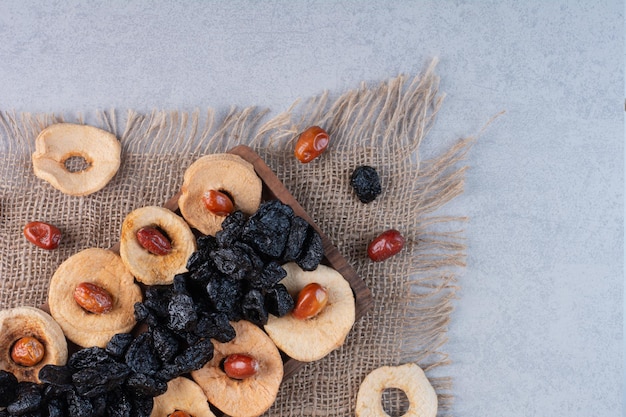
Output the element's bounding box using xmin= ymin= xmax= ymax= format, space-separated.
xmin=0 ymin=61 xmax=473 ymax=416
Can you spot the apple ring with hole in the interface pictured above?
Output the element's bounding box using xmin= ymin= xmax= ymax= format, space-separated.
xmin=178 ymin=154 xmax=262 ymax=235
xmin=32 ymin=123 xmax=121 ymax=196
xmin=0 ymin=307 xmax=67 ymax=383
xmin=120 ymin=206 xmax=196 ymax=285
xmin=263 ymin=262 xmax=355 ymax=362
xmin=355 ymin=363 xmax=437 ymax=417
xmin=191 ymin=320 xmax=283 ymax=417
xmin=48 ymin=248 xmax=142 ymax=348
xmin=151 ymin=376 xmax=216 ymax=417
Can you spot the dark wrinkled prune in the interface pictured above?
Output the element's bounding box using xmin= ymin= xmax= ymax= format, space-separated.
xmin=265 ymin=284 xmax=295 ymax=317
xmin=206 ymin=276 xmax=243 ymax=314
xmin=234 ymin=241 xmax=264 ymax=279
xmin=215 ymin=210 xmax=246 ymax=247
xmin=242 ymin=289 xmax=269 ymax=326
xmin=106 ymin=333 xmax=135 ymax=358
xmin=46 ymin=398 xmax=67 ymax=417
xmin=194 ymin=312 xmax=236 ymax=343
xmin=151 ymin=326 xmax=181 ymax=364
xmin=133 ymin=302 xmax=151 ymax=323
xmin=211 ymin=246 xmax=252 ymax=280
xmin=38 ymin=365 xmax=72 ymax=388
xmin=130 ymin=393 xmax=154 ymax=417
xmin=125 ymin=373 xmax=167 ymax=397
xmin=350 ymin=165 xmax=382 ymax=203
xmin=67 ymin=389 xmax=93 ymax=417
xmin=0 ymin=370 xmax=18 ymax=407
xmin=296 ymin=226 xmax=324 ymax=271
xmin=172 ymin=273 xmax=191 ymax=295
xmin=91 ymin=395 xmax=107 ymax=417
xmin=6 ymin=382 xmax=42 ymax=415
xmin=125 ymin=333 xmax=161 ymax=376
xmin=143 ymin=287 xmax=173 ymax=319
xmin=196 ymin=234 xmax=218 ymax=253
xmin=106 ymin=389 xmax=132 ymax=417
xmin=189 ymin=261 xmax=218 ymax=284
xmin=173 ymin=339 xmax=214 ymax=373
xmin=167 ymin=293 xmax=198 ymax=333
xmin=242 ymin=200 xmax=293 ymax=258
xmin=68 ymin=347 xmax=110 ymax=370
xmin=43 ymin=383 xmax=72 ymax=401
xmin=72 ymin=362 xmax=131 ymax=397
xmin=185 ymin=250 xmax=207 ymax=272
xmin=282 ymin=216 xmax=309 ymax=262
xmin=250 ymin=261 xmax=287 ymax=289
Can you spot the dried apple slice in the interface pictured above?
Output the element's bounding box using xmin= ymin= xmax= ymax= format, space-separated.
xmin=151 ymin=376 xmax=216 ymax=417
xmin=120 ymin=206 xmax=196 ymax=285
xmin=48 ymin=248 xmax=142 ymax=348
xmin=0 ymin=306 xmax=67 ymax=383
xmin=178 ymin=154 xmax=262 ymax=235
xmin=32 ymin=123 xmax=121 ymax=196
xmin=191 ymin=320 xmax=283 ymax=417
xmin=263 ymin=262 xmax=355 ymax=362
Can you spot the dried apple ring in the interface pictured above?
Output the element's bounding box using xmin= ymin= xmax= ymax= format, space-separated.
xmin=151 ymin=376 xmax=216 ymax=417
xmin=178 ymin=154 xmax=262 ymax=236
xmin=32 ymin=123 xmax=121 ymax=196
xmin=48 ymin=248 xmax=142 ymax=348
xmin=355 ymin=363 xmax=437 ymax=417
xmin=0 ymin=307 xmax=67 ymax=383
xmin=191 ymin=320 xmax=283 ymax=417
xmin=120 ymin=206 xmax=196 ymax=285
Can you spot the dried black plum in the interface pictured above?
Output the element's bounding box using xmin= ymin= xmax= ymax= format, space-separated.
xmin=91 ymin=395 xmax=107 ymax=417
xmin=143 ymin=287 xmax=173 ymax=319
xmin=350 ymin=165 xmax=382 ymax=203
xmin=133 ymin=302 xmax=151 ymax=323
xmin=130 ymin=393 xmax=153 ymax=417
xmin=173 ymin=339 xmax=214 ymax=372
xmin=196 ymin=234 xmax=218 ymax=253
xmin=125 ymin=333 xmax=161 ymax=376
xmin=172 ymin=273 xmax=191 ymax=295
xmin=72 ymin=362 xmax=131 ymax=397
xmin=206 ymin=276 xmax=243 ymax=314
xmin=124 ymin=373 xmax=167 ymax=397
xmin=242 ymin=289 xmax=269 ymax=326
xmin=242 ymin=200 xmax=293 ymax=258
xmin=68 ymin=347 xmax=110 ymax=370
xmin=46 ymin=398 xmax=67 ymax=417
xmin=106 ymin=389 xmax=132 ymax=417
xmin=282 ymin=216 xmax=309 ymax=262
xmin=251 ymin=261 xmax=287 ymax=289
xmin=185 ymin=250 xmax=207 ymax=272
xmin=6 ymin=382 xmax=42 ymax=415
xmin=67 ymin=388 xmax=94 ymax=417
xmin=233 ymin=241 xmax=264 ymax=280
xmin=151 ymin=326 xmax=181 ymax=364
xmin=265 ymin=284 xmax=295 ymax=317
xmin=296 ymin=226 xmax=324 ymax=271
xmin=215 ymin=210 xmax=246 ymax=247
xmin=106 ymin=333 xmax=134 ymax=358
xmin=211 ymin=246 xmax=251 ymax=280
xmin=0 ymin=370 xmax=18 ymax=407
xmin=167 ymin=293 xmax=198 ymax=333
xmin=38 ymin=365 xmax=72 ymax=388
xmin=194 ymin=312 xmax=236 ymax=343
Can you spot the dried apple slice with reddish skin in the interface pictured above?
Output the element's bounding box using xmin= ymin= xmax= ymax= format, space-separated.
xmin=264 ymin=262 xmax=355 ymax=362
xmin=178 ymin=154 xmax=262 ymax=236
xmin=0 ymin=307 xmax=67 ymax=383
xmin=151 ymin=376 xmax=216 ymax=417
xmin=48 ymin=248 xmax=142 ymax=348
xmin=120 ymin=206 xmax=196 ymax=285
xmin=191 ymin=320 xmax=283 ymax=417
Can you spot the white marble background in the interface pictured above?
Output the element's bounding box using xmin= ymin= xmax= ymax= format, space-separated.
xmin=0 ymin=1 xmax=623 ymax=416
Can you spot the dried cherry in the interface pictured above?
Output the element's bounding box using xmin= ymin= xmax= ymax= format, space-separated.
xmin=294 ymin=126 xmax=329 ymax=163
xmin=23 ymin=221 xmax=61 ymax=250
xmin=367 ymin=229 xmax=405 ymax=262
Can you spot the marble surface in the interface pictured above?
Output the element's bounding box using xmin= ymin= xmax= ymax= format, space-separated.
xmin=0 ymin=1 xmax=623 ymax=415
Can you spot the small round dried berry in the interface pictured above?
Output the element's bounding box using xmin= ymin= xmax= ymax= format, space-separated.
xmin=223 ymin=354 xmax=259 ymax=380
xmin=73 ymin=282 xmax=114 ymax=314
xmin=136 ymin=226 xmax=173 ymax=256
xmin=292 ymin=283 xmax=328 ymax=320
xmin=294 ymin=126 xmax=329 ymax=163
xmin=367 ymin=229 xmax=405 ymax=262
xmin=202 ymin=189 xmax=234 ymax=216
xmin=11 ymin=337 xmax=45 ymax=367
xmin=350 ymin=166 xmax=382 ymax=204
xmin=23 ymin=221 xmax=62 ymax=250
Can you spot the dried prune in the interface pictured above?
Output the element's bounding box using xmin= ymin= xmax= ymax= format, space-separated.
xmin=206 ymin=276 xmax=243 ymax=315
xmin=125 ymin=333 xmax=161 ymax=376
xmin=125 ymin=373 xmax=167 ymax=397
xmin=91 ymin=394 xmax=107 ymax=417
xmin=68 ymin=347 xmax=110 ymax=370
xmin=106 ymin=389 xmax=132 ymax=417
xmin=242 ymin=200 xmax=293 ymax=258
xmin=215 ymin=210 xmax=246 ymax=247
xmin=234 ymin=241 xmax=264 ymax=279
xmin=167 ymin=293 xmax=198 ymax=333
xmin=172 ymin=339 xmax=214 ymax=373
xmin=0 ymin=370 xmax=18 ymax=407
xmin=46 ymin=398 xmax=67 ymax=417
xmin=282 ymin=216 xmax=309 ymax=262
xmin=211 ymin=246 xmax=251 ymax=280
xmin=6 ymin=382 xmax=42 ymax=415
xmin=133 ymin=302 xmax=151 ymax=323
xmin=296 ymin=226 xmax=324 ymax=271
xmin=130 ymin=393 xmax=154 ymax=417
xmin=38 ymin=365 xmax=72 ymax=388
xmin=241 ymin=289 xmax=269 ymax=326
xmin=72 ymin=362 xmax=131 ymax=397
xmin=106 ymin=333 xmax=134 ymax=358
xmin=67 ymin=389 xmax=93 ymax=417
xmin=143 ymin=287 xmax=173 ymax=319
xmin=151 ymin=326 xmax=181 ymax=364
xmin=264 ymin=284 xmax=295 ymax=317
xmin=251 ymin=261 xmax=287 ymax=289
xmin=194 ymin=312 xmax=236 ymax=343
xmin=350 ymin=165 xmax=382 ymax=203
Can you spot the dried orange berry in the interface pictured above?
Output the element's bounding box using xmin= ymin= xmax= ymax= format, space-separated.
xmin=136 ymin=226 xmax=173 ymax=256
xmin=292 ymin=282 xmax=328 ymax=320
xmin=223 ymin=353 xmax=260 ymax=380
xmin=202 ymin=190 xmax=234 ymax=216
xmin=73 ymin=282 xmax=114 ymax=314
xmin=11 ymin=336 xmax=45 ymax=367
xmin=23 ymin=221 xmax=62 ymax=250
xmin=294 ymin=126 xmax=329 ymax=163
xmin=367 ymin=229 xmax=405 ymax=262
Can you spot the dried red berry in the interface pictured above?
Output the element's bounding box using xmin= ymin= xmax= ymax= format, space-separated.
xmin=367 ymin=229 xmax=405 ymax=262
xmin=294 ymin=126 xmax=329 ymax=163
xmin=223 ymin=354 xmax=259 ymax=379
xmin=23 ymin=221 xmax=61 ymax=250
xmin=136 ymin=226 xmax=172 ymax=256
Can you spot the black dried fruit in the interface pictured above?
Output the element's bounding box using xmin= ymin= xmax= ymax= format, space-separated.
xmin=211 ymin=246 xmax=251 ymax=280
xmin=72 ymin=362 xmax=131 ymax=397
xmin=282 ymin=216 xmax=309 ymax=262
xmin=133 ymin=302 xmax=151 ymax=323
xmin=185 ymin=250 xmax=207 ymax=272
xmin=143 ymin=287 xmax=173 ymax=319
xmin=68 ymin=347 xmax=110 ymax=370
xmin=251 ymin=261 xmax=287 ymax=289
xmin=242 ymin=200 xmax=293 ymax=258
xmin=234 ymin=241 xmax=264 ymax=280
xmin=173 ymin=339 xmax=214 ymax=372
xmin=67 ymin=388 xmax=93 ymax=417
xmin=130 ymin=393 xmax=154 ymax=417
xmin=167 ymin=293 xmax=198 ymax=333
xmin=125 ymin=373 xmax=167 ymax=397
xmin=194 ymin=312 xmax=236 ymax=343
xmin=206 ymin=276 xmax=243 ymax=314
xmin=215 ymin=210 xmax=246 ymax=247
xmin=172 ymin=273 xmax=191 ymax=295
xmin=91 ymin=394 xmax=107 ymax=417
xmin=350 ymin=165 xmax=382 ymax=203
xmin=6 ymin=382 xmax=42 ymax=415
xmin=242 ymin=288 xmax=269 ymax=326
xmin=151 ymin=326 xmax=181 ymax=364
xmin=46 ymin=398 xmax=67 ymax=417
xmin=38 ymin=365 xmax=72 ymax=388
xmin=196 ymin=234 xmax=218 ymax=253
xmin=125 ymin=333 xmax=161 ymax=376
xmin=296 ymin=226 xmax=324 ymax=271
xmin=0 ymin=370 xmax=18 ymax=407
xmin=106 ymin=333 xmax=135 ymax=358
xmin=265 ymin=284 xmax=295 ymax=317
xmin=106 ymin=389 xmax=132 ymax=417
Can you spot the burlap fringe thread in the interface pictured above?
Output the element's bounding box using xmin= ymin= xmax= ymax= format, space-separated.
xmin=0 ymin=60 xmax=487 ymax=416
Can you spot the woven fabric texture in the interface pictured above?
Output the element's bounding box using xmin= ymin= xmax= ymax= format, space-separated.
xmin=0 ymin=62 xmax=470 ymax=416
